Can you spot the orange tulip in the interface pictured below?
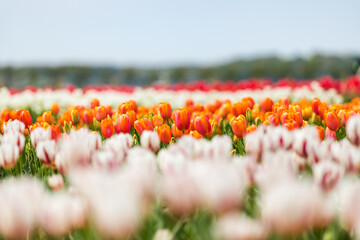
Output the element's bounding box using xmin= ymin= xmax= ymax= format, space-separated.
xmin=115 ymin=114 xmax=131 ymax=133
xmin=324 ymin=111 xmax=340 ymax=131
xmin=94 ymin=106 xmax=107 ymax=122
xmin=242 ymin=97 xmax=255 ymax=109
xmin=174 ymin=108 xmax=191 ymax=130
xmin=315 ymin=126 xmax=325 ymax=141
xmin=246 ymin=124 xmax=257 ymax=134
xmin=134 ymin=118 xmax=153 ymax=135
xmin=209 ymin=119 xmax=219 ymax=135
xmin=100 ymin=118 xmax=115 ymax=138
xmin=232 ymin=102 xmax=247 ymax=117
xmin=194 ymin=115 xmax=211 ymax=136
xmin=157 ymin=124 xmax=172 ymax=143
xmin=194 ymin=104 xmax=205 ymax=112
xmin=279 ymin=97 xmax=290 ymax=108
xmin=318 ymin=103 xmax=328 ymax=119
xmin=151 ymin=115 xmax=164 ymax=128
xmin=261 ymin=98 xmax=274 ymax=112
xmin=189 ymin=130 xmax=202 ymax=139
xmin=50 ymin=125 xmax=61 ymax=141
xmin=1 ymin=109 xmax=11 ymax=122
xmin=185 ymin=99 xmax=194 ymax=106
xmin=159 ymin=102 xmax=172 ymax=119
xmin=171 ymin=123 xmax=183 ymax=139
xmin=265 ymin=113 xmax=280 ymax=126
xmin=90 ymin=98 xmax=100 ymax=109
xmin=105 ymin=105 xmax=113 ymax=116
xmin=231 ymin=115 xmax=247 ymax=138
xmin=118 ymin=100 xmax=137 ymax=114
xmin=128 ymin=100 xmax=138 ymax=112
xmin=51 ymin=103 xmax=60 ymax=115
xmin=219 ymin=102 xmax=232 ymax=118
xmin=205 ymin=103 xmax=217 ymax=113
xmin=41 ymin=111 xmax=53 ymax=124
xmin=283 ymin=120 xmax=299 ymax=131
xmin=280 ymin=111 xmax=303 ymax=128
xmin=311 ymin=98 xmax=321 ymax=115
xmin=17 ymin=110 xmax=32 ymax=128
xmin=127 ymin=110 xmax=137 ymax=128
xmin=81 ymin=109 xmax=94 ymax=124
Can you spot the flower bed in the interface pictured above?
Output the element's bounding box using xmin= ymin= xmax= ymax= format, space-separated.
xmin=1 ymin=78 xmax=360 ymax=239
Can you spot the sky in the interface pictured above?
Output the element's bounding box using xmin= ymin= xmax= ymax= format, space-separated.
xmin=0 ymin=0 xmax=359 ymax=67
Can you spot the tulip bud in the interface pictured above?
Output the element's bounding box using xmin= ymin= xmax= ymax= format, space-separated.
xmin=70 ymin=109 xmax=80 ymax=125
xmin=115 ymin=114 xmax=131 ymax=133
xmin=194 ymin=115 xmax=211 ymax=136
xmin=246 ymin=108 xmax=255 ymax=124
xmin=64 ymin=121 xmax=72 ymax=134
xmin=210 ymin=120 xmax=220 ymax=135
xmin=100 ymin=118 xmax=115 ymax=138
xmin=48 ymin=174 xmax=64 ymax=191
xmin=36 ymin=140 xmax=57 ymax=167
xmin=157 ymin=124 xmax=172 ymax=143
xmin=141 ymin=130 xmax=160 ymax=152
xmin=134 ymin=118 xmax=153 ymax=135
xmin=255 ymin=117 xmax=262 ymax=126
xmin=92 ymin=118 xmax=100 ymax=131
xmin=159 ymin=102 xmax=172 ymax=119
xmin=51 ymin=103 xmax=60 ymax=115
xmin=231 ymin=116 xmax=247 ymax=138
xmin=302 ymin=107 xmax=313 ymax=121
xmin=174 ymin=108 xmax=191 ymax=130
xmin=324 ymin=111 xmax=340 ymax=132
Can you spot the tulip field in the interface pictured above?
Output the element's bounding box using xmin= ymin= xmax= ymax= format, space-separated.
xmin=2 ymin=76 xmax=360 ymax=240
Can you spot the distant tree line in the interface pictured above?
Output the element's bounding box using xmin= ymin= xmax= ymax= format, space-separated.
xmin=0 ymin=55 xmax=359 ymax=88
